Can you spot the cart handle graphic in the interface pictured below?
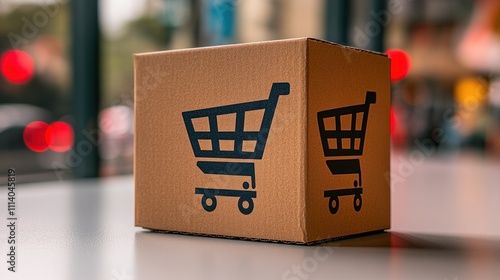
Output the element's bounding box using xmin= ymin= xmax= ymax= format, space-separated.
xmin=182 ymin=83 xmax=290 ymax=159
xmin=317 ymin=91 xmax=376 ymax=157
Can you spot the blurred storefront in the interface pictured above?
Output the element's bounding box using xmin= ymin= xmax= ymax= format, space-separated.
xmin=0 ymin=0 xmax=498 ymax=183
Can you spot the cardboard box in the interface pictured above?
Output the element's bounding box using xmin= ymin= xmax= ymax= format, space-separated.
xmin=134 ymin=38 xmax=390 ymax=244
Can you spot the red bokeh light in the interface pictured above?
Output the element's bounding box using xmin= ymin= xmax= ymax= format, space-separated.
xmin=46 ymin=121 xmax=74 ymax=152
xmin=23 ymin=121 xmax=49 ymax=152
xmin=24 ymin=121 xmax=73 ymax=153
xmin=386 ymin=49 xmax=410 ymax=82
xmin=0 ymin=50 xmax=35 ymax=84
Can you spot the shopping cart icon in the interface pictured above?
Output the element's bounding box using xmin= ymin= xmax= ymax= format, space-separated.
xmin=182 ymin=83 xmax=290 ymax=215
xmin=317 ymin=91 xmax=376 ymax=214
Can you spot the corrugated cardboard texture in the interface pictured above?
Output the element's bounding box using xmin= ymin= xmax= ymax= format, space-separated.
xmin=135 ymin=38 xmax=390 ymax=243
xmin=135 ymin=38 xmax=308 ymax=242
xmin=306 ymin=39 xmax=391 ymax=242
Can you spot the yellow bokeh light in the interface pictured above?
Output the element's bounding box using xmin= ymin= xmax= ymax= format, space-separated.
xmin=454 ymin=77 xmax=488 ymax=106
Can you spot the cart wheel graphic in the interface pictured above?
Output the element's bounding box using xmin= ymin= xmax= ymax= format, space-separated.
xmin=353 ymin=194 xmax=362 ymax=212
xmin=238 ymin=196 xmax=254 ymax=215
xmin=201 ymin=194 xmax=217 ymax=212
xmin=328 ymin=196 xmax=339 ymax=214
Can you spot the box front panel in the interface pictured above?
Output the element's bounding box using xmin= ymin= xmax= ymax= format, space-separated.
xmin=135 ymin=39 xmax=307 ymax=242
xmin=306 ymin=40 xmax=391 ymax=241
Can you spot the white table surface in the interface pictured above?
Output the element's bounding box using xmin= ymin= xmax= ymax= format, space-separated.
xmin=1 ymin=153 xmax=500 ymax=280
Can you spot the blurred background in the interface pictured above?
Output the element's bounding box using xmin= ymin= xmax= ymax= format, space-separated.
xmin=0 ymin=0 xmax=499 ymax=183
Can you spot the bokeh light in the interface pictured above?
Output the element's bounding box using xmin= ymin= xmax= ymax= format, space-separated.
xmin=454 ymin=77 xmax=488 ymax=106
xmin=386 ymin=49 xmax=410 ymax=82
xmin=46 ymin=121 xmax=74 ymax=152
xmin=24 ymin=121 xmax=74 ymax=153
xmin=0 ymin=50 xmax=35 ymax=84
xmin=24 ymin=121 xmax=49 ymax=152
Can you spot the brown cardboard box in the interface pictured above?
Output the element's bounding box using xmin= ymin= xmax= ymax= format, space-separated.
xmin=134 ymin=38 xmax=390 ymax=244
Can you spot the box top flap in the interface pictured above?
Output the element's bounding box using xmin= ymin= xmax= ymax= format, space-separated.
xmin=305 ymin=37 xmax=388 ymax=57
xmin=134 ymin=37 xmax=387 ymax=58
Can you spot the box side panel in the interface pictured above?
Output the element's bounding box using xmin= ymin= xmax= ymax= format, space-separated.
xmin=134 ymin=55 xmax=140 ymax=226
xmin=135 ymin=39 xmax=308 ymax=242
xmin=306 ymin=39 xmax=391 ymax=242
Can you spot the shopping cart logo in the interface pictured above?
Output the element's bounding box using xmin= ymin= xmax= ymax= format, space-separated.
xmin=182 ymin=83 xmax=290 ymax=215
xmin=317 ymin=91 xmax=376 ymax=214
